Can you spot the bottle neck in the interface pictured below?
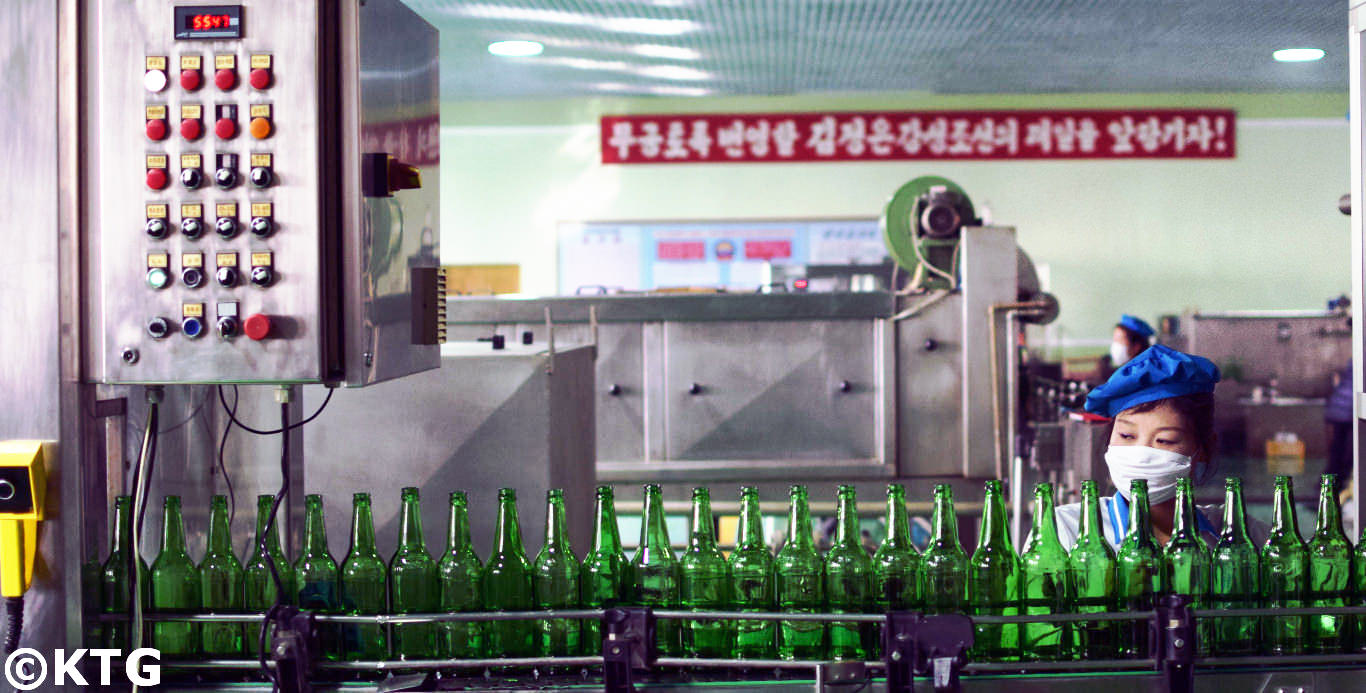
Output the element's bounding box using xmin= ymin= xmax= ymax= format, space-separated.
xmin=255 ymin=499 xmax=282 ymax=554
xmin=303 ymin=501 xmax=329 ymax=556
xmin=111 ymin=501 xmax=132 ymax=555
xmin=1127 ymin=488 xmax=1153 ymax=544
xmin=1315 ymin=482 xmax=1343 ymax=537
xmin=689 ymin=491 xmax=717 ymax=549
xmin=978 ymin=485 xmax=1009 ymax=549
xmin=1220 ymin=483 xmax=1249 ymax=542
xmin=447 ymin=499 xmax=472 ymax=554
xmin=545 ymin=496 xmax=571 ymax=552
xmin=1078 ymin=486 xmax=1104 ymax=543
xmin=787 ymin=491 xmax=813 ymax=549
xmin=207 ymin=500 xmax=232 ymax=555
xmin=737 ymin=491 xmax=765 ymax=550
xmin=494 ymin=497 xmax=524 ymax=556
xmin=161 ymin=501 xmax=187 ymax=553
xmin=1172 ymin=483 xmax=1197 ymax=540
xmin=931 ymin=492 xmax=959 ymax=545
xmin=350 ymin=501 xmax=378 ymax=555
xmin=885 ymin=490 xmax=910 ymax=546
xmin=834 ymin=490 xmax=859 ymax=546
xmin=1271 ymin=482 xmax=1299 ymax=538
xmin=398 ymin=496 xmax=426 ymax=551
xmin=1028 ymin=488 xmax=1060 ymax=548
xmin=591 ymin=493 xmax=622 ymax=552
xmin=641 ymin=489 xmax=671 ymax=550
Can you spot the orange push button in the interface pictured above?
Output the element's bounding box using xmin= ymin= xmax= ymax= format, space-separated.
xmin=249 ymin=116 xmax=271 ymax=139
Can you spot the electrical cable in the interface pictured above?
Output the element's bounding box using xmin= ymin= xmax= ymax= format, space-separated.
xmin=216 ymin=386 xmax=239 ymax=526
xmin=217 ymin=384 xmax=333 ymax=435
xmin=256 ymin=400 xmax=291 ymax=691
xmin=2 ymin=596 xmax=21 ymax=655
xmin=129 ymin=390 xmax=159 ymax=693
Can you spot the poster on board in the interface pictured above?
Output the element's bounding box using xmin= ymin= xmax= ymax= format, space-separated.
xmin=557 ymin=219 xmax=886 ymax=294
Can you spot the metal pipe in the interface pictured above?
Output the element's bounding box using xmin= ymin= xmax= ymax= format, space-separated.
xmin=316 ymin=656 xmax=602 ymax=671
xmin=988 ymin=300 xmax=1051 ymax=481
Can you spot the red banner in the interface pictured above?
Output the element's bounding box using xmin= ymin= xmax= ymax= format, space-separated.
xmin=600 ymin=109 xmax=1235 ymax=164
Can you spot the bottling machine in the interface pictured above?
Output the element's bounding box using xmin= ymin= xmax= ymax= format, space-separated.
xmin=2 ymin=0 xmax=1366 ymax=691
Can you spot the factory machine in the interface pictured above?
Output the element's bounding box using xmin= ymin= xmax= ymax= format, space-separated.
xmin=1 ymin=0 xmax=1366 ymax=690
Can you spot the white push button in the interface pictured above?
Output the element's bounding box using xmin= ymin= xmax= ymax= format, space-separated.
xmin=144 ymin=69 xmax=168 ymax=93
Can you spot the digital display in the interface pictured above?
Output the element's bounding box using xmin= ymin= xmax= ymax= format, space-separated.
xmin=173 ymin=5 xmax=243 ymax=40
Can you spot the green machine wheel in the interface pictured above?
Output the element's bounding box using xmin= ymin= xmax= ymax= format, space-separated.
xmin=880 ymin=176 xmax=978 ymax=289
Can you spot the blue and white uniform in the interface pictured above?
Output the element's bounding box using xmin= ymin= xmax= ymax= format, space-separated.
xmin=1054 ymin=491 xmax=1222 ymax=553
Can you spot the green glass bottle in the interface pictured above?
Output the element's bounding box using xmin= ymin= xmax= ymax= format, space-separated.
xmin=245 ymin=494 xmax=295 ymax=658
xmin=680 ymin=487 xmax=732 ymax=657
xmin=150 ymin=495 xmax=200 ymax=657
xmin=102 ymin=496 xmax=149 ymax=650
xmin=533 ymin=489 xmax=581 ymax=656
xmin=339 ymin=493 xmax=387 ymax=660
xmin=1115 ymin=479 xmax=1162 ymax=659
xmin=580 ymin=485 xmax=628 ymax=655
xmin=389 ymin=487 xmax=439 ymax=659
xmin=294 ymin=494 xmax=339 ymax=661
xmin=729 ymin=486 xmax=775 ymax=659
xmin=1020 ymin=482 xmax=1069 ymax=661
xmin=1164 ymin=478 xmax=1211 ymax=657
xmin=438 ymin=491 xmax=484 ymax=659
xmin=1211 ymin=477 xmax=1259 ymax=656
xmin=632 ymin=483 xmax=681 ymax=656
xmin=199 ymin=495 xmax=244 ymax=657
xmin=775 ymin=485 xmax=825 ymax=660
xmin=1355 ymin=503 xmax=1366 ymax=654
xmin=968 ymin=480 xmax=1020 ymax=662
xmin=873 ymin=483 xmax=922 ymax=614
xmin=1307 ymin=474 xmax=1351 ymax=654
xmin=922 ymin=484 xmax=968 ymax=617
xmin=1068 ymin=480 xmax=1116 ymax=660
xmin=482 ymin=487 xmax=534 ymax=657
xmin=825 ymin=484 xmax=873 ymax=661
xmin=1261 ymin=475 xmax=1308 ymax=655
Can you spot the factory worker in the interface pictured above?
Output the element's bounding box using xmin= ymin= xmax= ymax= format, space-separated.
xmin=1055 ymin=344 xmax=1231 ymax=551
xmin=1097 ymin=314 xmax=1156 ymax=382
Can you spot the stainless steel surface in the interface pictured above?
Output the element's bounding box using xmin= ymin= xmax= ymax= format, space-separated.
xmin=85 ymin=0 xmax=440 ymax=385
xmin=661 ymin=320 xmax=889 ymax=467
xmin=302 ymin=345 xmax=596 ymax=558
xmin=1186 ymin=311 xmax=1351 ymax=397
xmin=447 ymin=292 xmax=896 ymax=325
xmin=341 ymin=0 xmax=441 ymax=387
xmin=960 ymin=227 xmax=1018 ymax=479
xmin=87 ymin=1 xmax=326 ymax=383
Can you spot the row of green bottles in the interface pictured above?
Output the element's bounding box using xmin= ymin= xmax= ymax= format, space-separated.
xmin=100 ymin=477 xmax=1366 ymax=663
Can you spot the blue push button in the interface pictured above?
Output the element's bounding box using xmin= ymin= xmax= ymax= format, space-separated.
xmin=181 ymin=316 xmax=205 ymax=339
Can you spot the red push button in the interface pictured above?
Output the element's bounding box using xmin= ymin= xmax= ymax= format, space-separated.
xmin=180 ymin=69 xmax=201 ymax=91
xmin=249 ymin=68 xmax=272 ymax=90
xmin=214 ymin=68 xmax=236 ymax=91
xmin=146 ymin=168 xmax=169 ymax=191
xmin=180 ymin=118 xmax=202 ymax=140
xmin=145 ymin=119 xmax=168 ymax=141
xmin=243 ymin=313 xmax=271 ymax=341
xmin=215 ymin=118 xmax=237 ymax=140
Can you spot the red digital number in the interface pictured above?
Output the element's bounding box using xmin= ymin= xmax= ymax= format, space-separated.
xmin=191 ymin=14 xmax=229 ymax=31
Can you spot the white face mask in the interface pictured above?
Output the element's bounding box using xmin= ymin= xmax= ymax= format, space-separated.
xmin=1105 ymin=444 xmax=1192 ymax=504
xmin=1110 ymin=341 xmax=1131 ymax=367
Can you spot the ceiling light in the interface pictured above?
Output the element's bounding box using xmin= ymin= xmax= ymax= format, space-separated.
xmin=1273 ymin=48 xmax=1324 ymax=62
xmin=597 ymin=17 xmax=699 ymax=36
xmin=631 ymin=44 xmax=701 ymax=61
xmin=649 ymin=85 xmax=711 ymax=97
xmin=636 ymin=65 xmax=710 ymax=81
xmin=488 ymin=40 xmax=544 ymax=57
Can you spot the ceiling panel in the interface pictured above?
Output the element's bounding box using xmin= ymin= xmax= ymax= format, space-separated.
xmin=404 ymin=0 xmax=1346 ymax=100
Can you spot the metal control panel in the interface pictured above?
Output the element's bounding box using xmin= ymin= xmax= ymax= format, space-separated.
xmin=84 ymin=1 xmax=441 ymax=385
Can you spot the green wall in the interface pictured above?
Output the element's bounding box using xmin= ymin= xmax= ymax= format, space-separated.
xmin=440 ymin=91 xmax=1348 ymax=346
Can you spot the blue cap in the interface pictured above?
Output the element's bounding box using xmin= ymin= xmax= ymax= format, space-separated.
xmin=1117 ymin=314 xmax=1155 ymax=338
xmin=1084 ymin=344 xmax=1220 ymax=418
